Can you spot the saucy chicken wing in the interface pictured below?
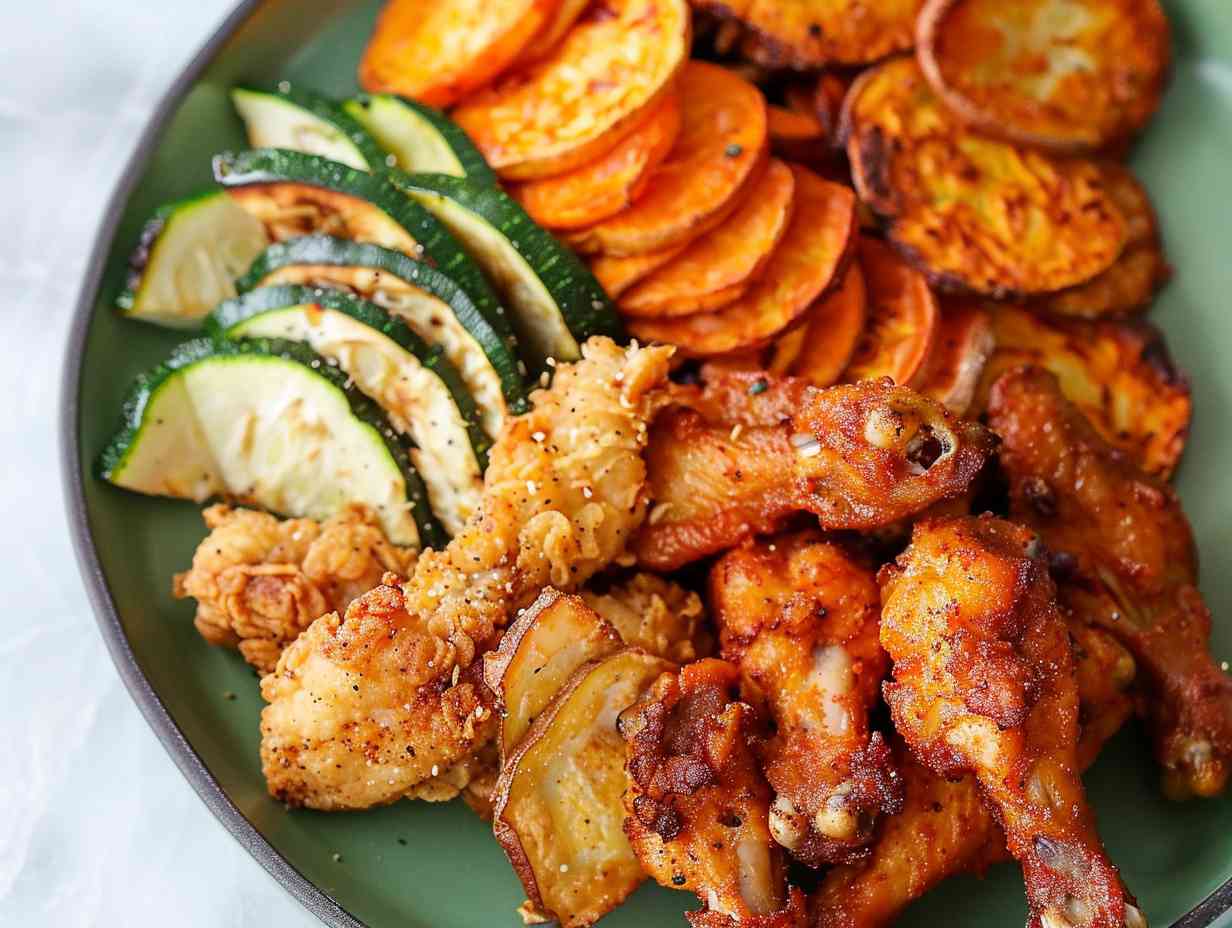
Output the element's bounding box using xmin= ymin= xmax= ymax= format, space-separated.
xmin=259 ymin=338 xmax=673 ymax=809
xmin=989 ymin=365 xmax=1232 ymax=799
xmin=879 ymin=516 xmax=1143 ymax=928
xmin=710 ymin=532 xmax=901 ymax=866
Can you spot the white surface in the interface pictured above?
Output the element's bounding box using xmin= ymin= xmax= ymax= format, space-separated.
xmin=1 ymin=1 xmax=317 ymax=924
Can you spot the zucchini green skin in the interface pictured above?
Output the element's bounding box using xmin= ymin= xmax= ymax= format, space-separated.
xmin=232 ymin=83 xmax=387 ymax=171
xmin=235 ymin=235 xmax=528 ymax=414
xmin=97 ymin=336 xmax=446 ymax=549
xmin=213 ymin=149 xmax=515 ymax=347
xmin=388 ymin=170 xmax=624 ymax=366
xmin=343 ymin=93 xmax=497 ymax=185
xmin=207 ymin=284 xmax=492 ymax=471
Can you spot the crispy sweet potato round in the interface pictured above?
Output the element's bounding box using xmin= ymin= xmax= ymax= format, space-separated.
xmin=844 ymin=57 xmax=1128 ymax=298
xmin=917 ymin=0 xmax=1171 ymax=152
xmin=590 ymin=245 xmax=687 ymax=299
xmin=1042 ymin=162 xmax=1170 ymax=318
xmin=514 ymin=0 xmax=590 ymax=64
xmin=627 ymin=165 xmax=856 ymax=356
xmin=918 ymin=299 xmax=995 ymax=415
xmin=842 ymin=237 xmax=938 ymax=386
xmin=451 ymin=0 xmax=690 ymax=180
xmin=787 ymin=263 xmax=868 ymax=388
xmin=620 ymin=159 xmax=796 ymax=318
xmin=566 ymin=61 xmax=769 ymax=256
xmin=358 ymin=0 xmax=557 ymax=108
xmin=696 ymin=0 xmax=924 ymax=68
xmin=514 ymin=93 xmax=681 ymax=231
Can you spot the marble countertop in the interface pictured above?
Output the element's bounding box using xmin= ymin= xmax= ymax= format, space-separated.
xmin=2 ymin=1 xmax=316 ymax=923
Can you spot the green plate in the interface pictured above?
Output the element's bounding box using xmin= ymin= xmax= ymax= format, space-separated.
xmin=61 ymin=2 xmax=1232 ymax=926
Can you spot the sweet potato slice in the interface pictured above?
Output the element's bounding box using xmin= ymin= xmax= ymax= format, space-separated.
xmin=844 ymin=57 xmax=1127 ymax=298
xmin=515 ymin=0 xmax=590 ymax=64
xmin=493 ymin=649 xmax=673 ymax=927
xmin=514 ymin=93 xmax=681 ymax=231
xmin=917 ymin=0 xmax=1171 ymax=152
xmin=917 ymin=300 xmax=995 ymax=415
xmin=976 ymin=305 xmax=1190 ymax=478
xmin=566 ymin=61 xmax=769 ymax=257
xmin=590 ymin=245 xmax=687 ymax=299
xmin=697 ymin=0 xmax=923 ymax=67
xmin=483 ymin=589 xmax=622 ymax=759
xmin=451 ymin=0 xmax=689 ymax=180
xmin=359 ymin=0 xmax=557 ymax=108
xmin=1042 ymin=162 xmax=1170 ymax=319
xmin=620 ymin=159 xmax=796 ymax=318
xmin=842 ymin=236 xmax=939 ymax=386
xmin=627 ymin=165 xmax=856 ymax=356
xmin=789 ymin=263 xmax=868 ymax=388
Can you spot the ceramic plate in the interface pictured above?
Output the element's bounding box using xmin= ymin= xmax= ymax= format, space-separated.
xmin=62 ymin=1 xmax=1232 ymax=925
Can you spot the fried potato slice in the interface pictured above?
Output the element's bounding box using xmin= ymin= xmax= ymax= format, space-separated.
xmin=1042 ymin=163 xmax=1170 ymax=319
xmin=358 ymin=0 xmax=556 ymax=108
xmin=842 ymin=236 xmax=938 ymax=386
xmin=621 ymin=159 xmax=796 ymax=319
xmin=514 ymin=93 xmax=682 ymax=231
xmin=917 ymin=300 xmax=995 ymax=416
xmin=451 ymin=0 xmax=690 ymax=180
xmin=917 ymin=0 xmax=1171 ymax=152
xmin=976 ymin=305 xmax=1190 ymax=478
xmin=695 ymin=0 xmax=922 ymax=68
xmin=567 ymin=61 xmax=769 ymax=256
xmin=514 ymin=0 xmax=591 ymax=64
xmin=483 ymin=588 xmax=623 ymax=758
xmin=494 ymin=649 xmax=673 ymax=927
xmin=628 ymin=166 xmax=856 ymax=356
xmin=583 ymin=573 xmax=712 ymax=664
xmin=590 ymin=244 xmax=688 ymax=299
xmin=785 ymin=264 xmax=868 ymax=388
xmin=844 ymin=57 xmax=1127 ymax=297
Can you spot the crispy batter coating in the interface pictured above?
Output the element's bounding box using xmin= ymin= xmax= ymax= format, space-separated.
xmin=880 ymin=515 xmax=1141 ymax=928
xmin=990 ymin=366 xmax=1232 ymax=799
xmin=635 ymin=370 xmax=996 ymax=570
xmin=259 ymin=338 xmax=673 ymax=809
xmin=620 ymin=659 xmax=807 ymax=927
xmin=710 ymin=533 xmax=900 ymax=866
xmin=173 ymin=504 xmax=416 ymax=673
xmin=582 ymin=573 xmax=713 ymax=664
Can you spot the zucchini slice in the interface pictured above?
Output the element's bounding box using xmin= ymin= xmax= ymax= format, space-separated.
xmin=231 ymin=83 xmax=386 ymax=172
xmin=236 ymin=235 xmax=528 ymax=433
xmin=97 ymin=338 xmax=443 ymax=548
xmin=209 ymin=285 xmax=489 ymax=536
xmin=116 ymin=191 xmax=268 ymax=329
xmin=342 ymin=94 xmax=496 ymax=184
xmin=388 ymin=171 xmax=623 ymax=368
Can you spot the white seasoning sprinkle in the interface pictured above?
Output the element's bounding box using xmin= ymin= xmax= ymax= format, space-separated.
xmin=559 ymin=864 xmax=569 ymax=873
xmin=582 ymin=486 xmax=593 ymax=499
xmin=531 ymin=431 xmax=546 ymax=442
xmin=431 ymin=765 xmax=439 ymax=777
xmin=527 ymin=480 xmax=538 ymax=494
xmin=729 ymin=424 xmax=743 ymax=442
xmin=539 ymin=371 xmax=550 ymax=387
xmin=545 ymin=357 xmax=557 ymax=367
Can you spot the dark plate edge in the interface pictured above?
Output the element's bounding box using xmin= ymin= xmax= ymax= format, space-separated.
xmin=57 ymin=2 xmax=363 ymax=926
xmin=54 ymin=2 xmax=1232 ymax=927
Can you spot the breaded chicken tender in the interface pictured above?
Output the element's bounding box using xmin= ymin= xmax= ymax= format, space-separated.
xmin=259 ymin=338 xmax=673 ymax=810
xmin=173 ymin=504 xmax=417 ymax=673
xmin=582 ymin=572 xmax=712 ymax=663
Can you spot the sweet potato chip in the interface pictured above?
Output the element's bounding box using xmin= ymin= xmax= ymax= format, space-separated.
xmin=789 ymin=263 xmax=868 ymax=388
xmin=566 ymin=61 xmax=769 ymax=256
xmin=917 ymin=300 xmax=995 ymax=415
xmin=698 ymin=0 xmax=923 ymax=67
xmin=515 ymin=0 xmax=590 ymax=64
xmin=359 ymin=0 xmax=556 ymax=108
xmin=514 ymin=94 xmax=681 ymax=231
xmin=767 ymin=322 xmax=809 ymax=375
xmin=844 ymin=57 xmax=1128 ymax=298
xmin=842 ymin=236 xmax=938 ymax=386
xmin=620 ymin=159 xmax=795 ymax=318
xmin=590 ymin=245 xmax=687 ymax=298
xmin=1042 ymin=162 xmax=1170 ymax=318
xmin=767 ymin=104 xmax=827 ymax=165
xmin=451 ymin=0 xmax=689 ymax=180
xmin=917 ymin=0 xmax=1171 ymax=152
xmin=628 ymin=166 xmax=856 ymax=356
xmin=976 ymin=305 xmax=1190 ymax=478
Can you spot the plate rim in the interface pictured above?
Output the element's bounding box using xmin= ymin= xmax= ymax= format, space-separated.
xmin=54 ymin=1 xmax=1232 ymax=926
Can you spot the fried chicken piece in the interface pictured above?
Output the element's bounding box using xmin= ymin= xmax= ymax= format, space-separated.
xmin=635 ymin=371 xmax=995 ymax=571
xmin=989 ymin=366 xmax=1232 ymax=800
xmin=620 ymin=659 xmax=807 ymax=928
xmin=879 ymin=516 xmax=1143 ymax=928
xmin=582 ymin=572 xmax=713 ymax=663
xmin=406 ymin=738 xmax=499 ymax=811
xmin=259 ymin=338 xmax=674 ymax=810
xmin=173 ymin=504 xmax=417 ymax=673
xmin=815 ymin=621 xmax=1136 ymax=928
xmin=710 ymin=532 xmax=900 ymax=866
